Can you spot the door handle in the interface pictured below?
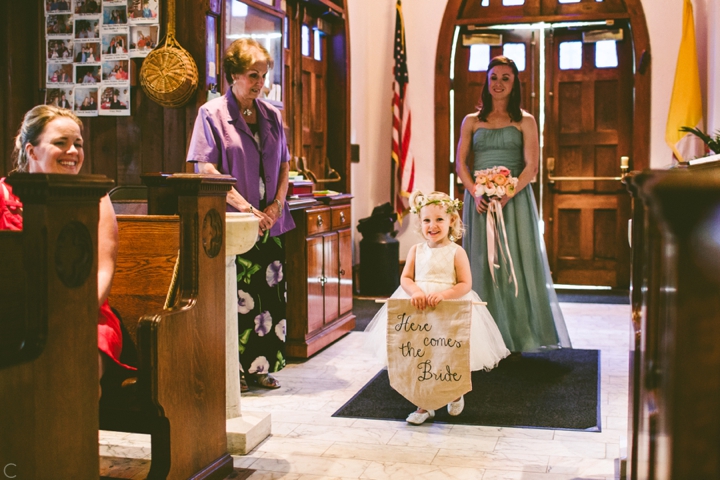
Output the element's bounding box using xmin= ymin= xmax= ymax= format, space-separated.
xmin=547 ymin=156 xmax=629 ymax=184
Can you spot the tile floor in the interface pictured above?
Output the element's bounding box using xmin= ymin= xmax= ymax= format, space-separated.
xmin=100 ymin=302 xmax=630 ymax=479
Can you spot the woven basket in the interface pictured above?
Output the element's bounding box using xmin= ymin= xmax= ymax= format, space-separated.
xmin=140 ymin=0 xmax=198 ymax=108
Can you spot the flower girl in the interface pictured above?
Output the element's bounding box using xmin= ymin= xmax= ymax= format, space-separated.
xmin=365 ymin=191 xmax=510 ymax=424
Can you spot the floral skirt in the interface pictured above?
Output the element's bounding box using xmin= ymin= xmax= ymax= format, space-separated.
xmin=236 ymin=234 xmax=287 ymax=375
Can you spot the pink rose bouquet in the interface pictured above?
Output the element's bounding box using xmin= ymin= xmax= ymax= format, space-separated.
xmin=473 ymin=166 xmax=518 ymax=200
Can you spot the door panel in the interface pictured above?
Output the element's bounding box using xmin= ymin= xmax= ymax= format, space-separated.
xmin=338 ymin=228 xmax=352 ymax=316
xmin=544 ymin=24 xmax=632 ymax=287
xmin=306 ymin=236 xmax=324 ymax=335
xmin=300 ymin=21 xmax=327 ymax=186
xmin=323 ymin=232 xmax=338 ymax=324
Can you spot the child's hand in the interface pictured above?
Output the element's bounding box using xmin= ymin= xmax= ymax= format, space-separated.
xmin=426 ymin=292 xmax=444 ymax=307
xmin=410 ymin=291 xmax=427 ymax=310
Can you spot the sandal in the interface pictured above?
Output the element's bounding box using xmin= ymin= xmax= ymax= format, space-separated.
xmin=240 ymin=374 xmax=249 ymax=393
xmin=253 ymin=373 xmax=281 ymax=389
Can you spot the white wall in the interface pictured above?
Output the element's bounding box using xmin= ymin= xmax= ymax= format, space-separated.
xmin=348 ymin=0 xmax=717 ymax=264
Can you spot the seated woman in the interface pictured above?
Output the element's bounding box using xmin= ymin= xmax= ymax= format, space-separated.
xmin=0 ymin=105 xmax=136 ymax=397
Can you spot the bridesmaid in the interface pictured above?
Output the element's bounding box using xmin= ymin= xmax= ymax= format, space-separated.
xmin=455 ymin=56 xmax=571 ymax=353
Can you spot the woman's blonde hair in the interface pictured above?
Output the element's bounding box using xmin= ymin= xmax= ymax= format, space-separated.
xmin=223 ymin=38 xmax=274 ymax=84
xmin=409 ymin=190 xmax=465 ymax=241
xmin=11 ymin=104 xmax=83 ymax=173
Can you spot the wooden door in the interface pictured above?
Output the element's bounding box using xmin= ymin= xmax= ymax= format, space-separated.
xmin=544 ymin=25 xmax=633 ymax=287
xmin=452 ymin=27 xmax=540 ymax=201
xmin=306 ymin=235 xmax=324 ymax=335
xmin=300 ymin=14 xmax=328 ymax=186
xmin=322 ymin=232 xmax=339 ymax=324
xmin=338 ymin=228 xmax=352 ymax=316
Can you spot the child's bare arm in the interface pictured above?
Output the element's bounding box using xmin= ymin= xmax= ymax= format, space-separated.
xmin=426 ymin=248 xmax=473 ymax=306
xmin=400 ymin=244 xmax=428 ymax=309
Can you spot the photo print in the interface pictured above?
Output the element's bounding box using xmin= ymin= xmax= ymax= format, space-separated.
xmin=74 ymin=87 xmax=99 ymax=116
xmin=74 ymin=41 xmax=101 ymax=63
xmin=75 ymin=18 xmax=100 ymax=40
xmin=101 ymin=31 xmax=130 ymax=58
xmin=99 ymin=86 xmax=131 ymax=116
xmin=128 ymin=0 xmax=159 ymax=23
xmin=103 ymin=5 xmax=128 ymax=26
xmin=46 ymin=87 xmax=75 ymax=110
xmin=47 ymin=63 xmax=74 ymax=85
xmin=102 ymin=60 xmax=130 ymax=82
xmin=75 ymin=0 xmax=102 ymax=16
xmin=46 ymin=0 xmax=72 ymax=15
xmin=75 ymin=64 xmax=101 ymax=84
xmin=47 ymin=39 xmax=73 ymax=61
xmin=129 ymin=25 xmax=158 ymax=57
xmin=47 ymin=14 xmax=74 ymax=36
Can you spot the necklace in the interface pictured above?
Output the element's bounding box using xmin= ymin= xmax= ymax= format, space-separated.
xmin=242 ymin=107 xmax=253 ymax=117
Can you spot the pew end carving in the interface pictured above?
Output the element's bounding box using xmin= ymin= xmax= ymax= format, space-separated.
xmin=0 ymin=174 xmax=112 ymax=480
xmin=102 ymin=173 xmax=236 ymax=480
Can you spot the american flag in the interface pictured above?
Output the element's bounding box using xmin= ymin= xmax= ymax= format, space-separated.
xmin=392 ymin=0 xmax=414 ymax=218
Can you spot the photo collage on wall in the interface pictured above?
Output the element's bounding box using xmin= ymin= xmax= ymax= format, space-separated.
xmin=45 ymin=0 xmax=160 ymax=117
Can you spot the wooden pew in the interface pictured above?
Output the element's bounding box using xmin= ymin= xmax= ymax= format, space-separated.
xmin=0 ymin=173 xmax=112 ymax=480
xmin=101 ymin=173 xmax=236 ymax=479
xmin=625 ymin=161 xmax=720 ymax=479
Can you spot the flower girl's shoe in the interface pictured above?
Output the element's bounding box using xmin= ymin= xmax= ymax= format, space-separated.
xmin=406 ymin=409 xmax=435 ymax=425
xmin=447 ymin=396 xmax=465 ymax=416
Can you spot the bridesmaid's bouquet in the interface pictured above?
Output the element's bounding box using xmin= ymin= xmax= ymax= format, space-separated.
xmin=473 ymin=166 xmax=518 ymax=200
xmin=473 ymin=166 xmax=519 ymax=297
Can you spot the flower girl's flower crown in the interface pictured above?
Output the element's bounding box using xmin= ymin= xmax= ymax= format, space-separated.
xmin=409 ymin=191 xmax=463 ymax=215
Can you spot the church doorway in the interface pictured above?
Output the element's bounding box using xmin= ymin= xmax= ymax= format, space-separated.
xmin=435 ymin=0 xmax=650 ymax=289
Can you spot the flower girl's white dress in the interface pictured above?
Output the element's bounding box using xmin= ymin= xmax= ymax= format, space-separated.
xmin=365 ymin=242 xmax=510 ymax=371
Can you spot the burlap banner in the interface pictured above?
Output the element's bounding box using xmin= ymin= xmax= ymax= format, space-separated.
xmin=386 ymin=299 xmax=472 ymax=411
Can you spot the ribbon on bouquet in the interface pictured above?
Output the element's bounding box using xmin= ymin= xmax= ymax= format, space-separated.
xmin=486 ymin=198 xmax=519 ymax=297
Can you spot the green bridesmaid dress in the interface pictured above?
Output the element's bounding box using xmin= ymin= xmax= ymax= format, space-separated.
xmin=462 ymin=126 xmax=572 ymax=352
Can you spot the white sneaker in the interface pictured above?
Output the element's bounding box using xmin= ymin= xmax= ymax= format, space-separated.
xmin=447 ymin=396 xmax=465 ymax=416
xmin=406 ymin=409 xmax=435 ymax=425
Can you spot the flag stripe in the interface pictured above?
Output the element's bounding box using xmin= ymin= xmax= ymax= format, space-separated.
xmin=392 ymin=0 xmax=414 ymax=217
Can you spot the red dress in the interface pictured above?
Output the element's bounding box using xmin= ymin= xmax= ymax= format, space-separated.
xmin=0 ymin=178 xmax=135 ymax=371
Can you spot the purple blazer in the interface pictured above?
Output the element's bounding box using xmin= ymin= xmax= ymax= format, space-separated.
xmin=186 ymin=89 xmax=295 ymax=237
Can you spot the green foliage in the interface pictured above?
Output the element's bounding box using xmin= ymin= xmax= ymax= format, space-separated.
xmin=680 ymin=126 xmax=720 ymax=154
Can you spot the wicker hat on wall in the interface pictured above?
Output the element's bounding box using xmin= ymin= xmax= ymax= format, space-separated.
xmin=139 ymin=0 xmax=198 ymax=108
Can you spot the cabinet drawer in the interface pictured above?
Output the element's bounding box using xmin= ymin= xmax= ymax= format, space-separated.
xmin=331 ymin=205 xmax=351 ymax=230
xmin=306 ymin=207 xmax=331 ymax=236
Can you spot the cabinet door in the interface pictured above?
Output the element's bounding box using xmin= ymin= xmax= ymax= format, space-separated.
xmin=323 ymin=232 xmax=339 ymax=324
xmin=338 ymin=228 xmax=352 ymax=316
xmin=307 ymin=235 xmax=324 ymax=335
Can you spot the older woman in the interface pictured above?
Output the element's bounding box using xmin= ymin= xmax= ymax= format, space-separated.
xmin=187 ymin=38 xmax=295 ymax=390
xmin=1 ymin=105 xmax=135 ymax=395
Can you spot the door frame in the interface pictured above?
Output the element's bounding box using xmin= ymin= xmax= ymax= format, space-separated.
xmin=434 ymin=0 xmax=651 ymax=195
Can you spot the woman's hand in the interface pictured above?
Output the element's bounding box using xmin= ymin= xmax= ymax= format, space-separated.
xmin=475 ymin=193 xmax=490 ymax=214
xmin=426 ymin=292 xmax=444 ymax=307
xmin=410 ymin=291 xmax=428 ymax=310
xmin=253 ymin=207 xmax=273 ymax=235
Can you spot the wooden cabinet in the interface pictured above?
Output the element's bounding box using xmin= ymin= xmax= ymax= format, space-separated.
xmin=286 ymin=200 xmax=355 ymax=358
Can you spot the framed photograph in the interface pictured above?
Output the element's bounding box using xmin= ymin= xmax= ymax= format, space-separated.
xmin=128 ymin=0 xmax=159 ymax=24
xmin=74 ymin=87 xmax=99 ymax=116
xmin=103 ymin=5 xmax=128 ymax=26
xmin=46 ymin=87 xmax=75 ymax=110
xmin=47 ymin=63 xmax=74 ymax=85
xmin=75 ymin=64 xmax=101 ymax=84
xmin=101 ymin=60 xmax=130 ymax=83
xmin=75 ymin=0 xmax=101 ymax=16
xmin=47 ymin=14 xmax=74 ymax=36
xmin=73 ymin=41 xmax=101 ymax=63
xmin=101 ymin=31 xmax=129 ymax=58
xmin=46 ymin=0 xmax=72 ymax=15
xmin=47 ymin=39 xmax=74 ymax=62
xmin=99 ymin=86 xmax=131 ymax=116
xmin=129 ymin=25 xmax=158 ymax=57
xmin=74 ymin=18 xmax=100 ymax=40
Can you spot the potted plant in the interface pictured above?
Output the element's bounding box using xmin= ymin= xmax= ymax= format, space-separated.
xmin=679 ymin=126 xmax=720 ymax=155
